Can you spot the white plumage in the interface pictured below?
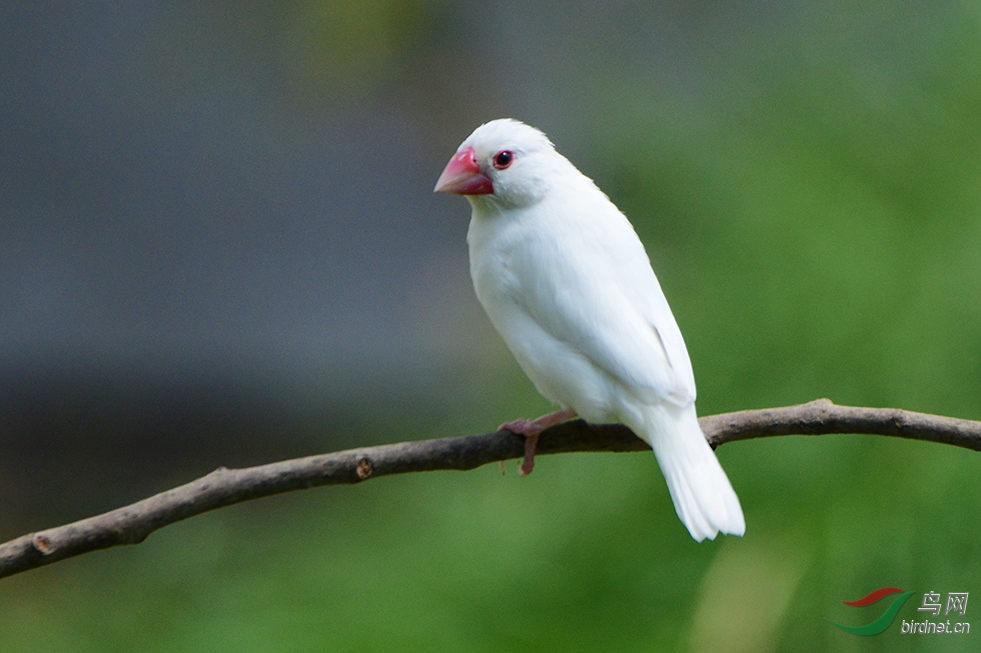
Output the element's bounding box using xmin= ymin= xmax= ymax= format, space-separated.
xmin=435 ymin=119 xmax=744 ymax=541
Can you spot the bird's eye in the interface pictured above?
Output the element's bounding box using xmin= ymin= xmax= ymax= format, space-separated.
xmin=493 ymin=150 xmax=514 ymax=169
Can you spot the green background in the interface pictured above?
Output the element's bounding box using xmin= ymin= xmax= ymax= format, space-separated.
xmin=2 ymin=1 xmax=980 ymax=651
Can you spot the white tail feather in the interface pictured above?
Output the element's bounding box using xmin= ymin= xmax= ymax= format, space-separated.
xmin=636 ymin=404 xmax=745 ymax=542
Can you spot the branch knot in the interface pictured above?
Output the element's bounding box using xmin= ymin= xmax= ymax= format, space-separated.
xmin=31 ymin=534 xmax=52 ymax=555
xmin=356 ymin=457 xmax=374 ymax=480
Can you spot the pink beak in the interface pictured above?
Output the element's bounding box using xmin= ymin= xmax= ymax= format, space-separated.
xmin=434 ymin=147 xmax=493 ymax=195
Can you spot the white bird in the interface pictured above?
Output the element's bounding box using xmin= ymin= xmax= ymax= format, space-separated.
xmin=434 ymin=118 xmax=744 ymax=542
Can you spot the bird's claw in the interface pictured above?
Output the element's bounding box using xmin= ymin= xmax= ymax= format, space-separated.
xmin=498 ymin=418 xmax=538 ymax=436
xmin=518 ymin=432 xmax=540 ymax=476
xmin=499 ymin=419 xmax=543 ymax=476
xmin=498 ymin=408 xmax=576 ymax=476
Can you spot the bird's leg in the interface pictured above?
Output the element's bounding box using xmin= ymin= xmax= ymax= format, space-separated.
xmin=499 ymin=408 xmax=577 ymax=476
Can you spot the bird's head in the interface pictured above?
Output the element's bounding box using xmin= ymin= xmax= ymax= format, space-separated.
xmin=434 ymin=119 xmax=564 ymax=209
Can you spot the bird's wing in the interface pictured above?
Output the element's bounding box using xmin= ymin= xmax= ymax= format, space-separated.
xmin=513 ymin=204 xmax=696 ymax=406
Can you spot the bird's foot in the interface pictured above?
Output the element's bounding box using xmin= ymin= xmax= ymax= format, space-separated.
xmin=498 ymin=408 xmax=577 ymax=476
xmin=498 ymin=418 xmax=542 ymax=476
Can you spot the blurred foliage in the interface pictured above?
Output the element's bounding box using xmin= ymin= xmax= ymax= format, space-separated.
xmin=592 ymin=2 xmax=981 ymax=418
xmin=3 ymin=1 xmax=981 ymax=652
xmin=279 ymin=0 xmax=446 ymax=98
xmin=156 ymin=0 xmax=450 ymax=107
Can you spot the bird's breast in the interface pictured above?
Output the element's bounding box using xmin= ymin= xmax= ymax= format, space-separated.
xmin=467 ymin=212 xmax=528 ymax=308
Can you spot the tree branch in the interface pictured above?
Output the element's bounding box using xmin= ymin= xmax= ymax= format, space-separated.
xmin=2 ymin=398 xmax=979 ymax=580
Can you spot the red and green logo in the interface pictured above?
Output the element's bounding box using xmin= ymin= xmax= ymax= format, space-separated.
xmin=829 ymin=587 xmax=915 ymax=635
